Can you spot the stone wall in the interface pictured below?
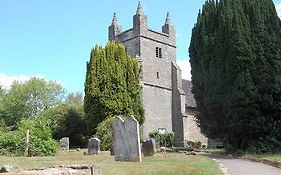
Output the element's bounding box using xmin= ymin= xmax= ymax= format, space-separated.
xmin=171 ymin=62 xmax=185 ymax=146
xmin=142 ymin=85 xmax=172 ymax=139
xmin=185 ymin=108 xmax=208 ymax=146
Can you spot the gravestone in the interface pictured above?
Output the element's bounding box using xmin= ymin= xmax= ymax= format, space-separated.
xmin=110 ymin=146 xmax=114 ymax=156
xmin=90 ymin=165 xmax=101 ymax=175
xmin=112 ymin=116 xmax=142 ymax=162
xmin=59 ymin=137 xmax=69 ymax=151
xmin=88 ymin=138 xmax=100 ymax=155
xmin=142 ymin=138 xmax=156 ymax=156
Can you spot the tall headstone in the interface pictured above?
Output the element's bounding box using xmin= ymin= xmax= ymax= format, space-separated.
xmin=142 ymin=138 xmax=156 ymax=156
xmin=88 ymin=138 xmax=100 ymax=155
xmin=60 ymin=137 xmax=69 ymax=151
xmin=112 ymin=116 xmax=142 ymax=162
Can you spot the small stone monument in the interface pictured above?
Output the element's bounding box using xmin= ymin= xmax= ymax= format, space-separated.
xmin=112 ymin=116 xmax=142 ymax=162
xmin=60 ymin=137 xmax=69 ymax=151
xmin=88 ymin=138 xmax=100 ymax=155
xmin=110 ymin=146 xmax=114 ymax=156
xmin=90 ymin=165 xmax=101 ymax=175
xmin=142 ymin=138 xmax=156 ymax=156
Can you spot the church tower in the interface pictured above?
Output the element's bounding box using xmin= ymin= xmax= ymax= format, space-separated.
xmin=108 ymin=2 xmax=186 ymax=146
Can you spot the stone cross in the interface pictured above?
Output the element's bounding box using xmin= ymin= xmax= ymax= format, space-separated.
xmin=59 ymin=137 xmax=69 ymax=151
xmin=88 ymin=138 xmax=100 ymax=155
xmin=142 ymin=138 xmax=156 ymax=156
xmin=112 ymin=116 xmax=142 ymax=162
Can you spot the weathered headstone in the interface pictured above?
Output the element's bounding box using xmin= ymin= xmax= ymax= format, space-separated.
xmin=60 ymin=137 xmax=69 ymax=151
xmin=142 ymin=138 xmax=156 ymax=156
xmin=88 ymin=138 xmax=100 ymax=155
xmin=112 ymin=116 xmax=142 ymax=162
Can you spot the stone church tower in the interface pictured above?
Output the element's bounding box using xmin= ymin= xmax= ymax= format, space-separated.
xmin=108 ymin=2 xmax=186 ymax=146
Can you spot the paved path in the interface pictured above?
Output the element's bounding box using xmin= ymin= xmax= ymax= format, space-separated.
xmin=213 ymin=157 xmax=281 ymax=175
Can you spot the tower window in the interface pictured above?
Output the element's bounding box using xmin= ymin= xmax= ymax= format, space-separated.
xmin=157 ymin=72 xmax=160 ymax=79
xmin=156 ymin=47 xmax=162 ymax=58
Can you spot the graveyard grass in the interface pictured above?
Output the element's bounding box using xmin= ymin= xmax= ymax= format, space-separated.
xmin=0 ymin=150 xmax=222 ymax=175
xmin=208 ymin=148 xmax=281 ymax=163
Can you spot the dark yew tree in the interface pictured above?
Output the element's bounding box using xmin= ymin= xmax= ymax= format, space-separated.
xmin=84 ymin=42 xmax=144 ymax=134
xmin=189 ymin=0 xmax=281 ymax=152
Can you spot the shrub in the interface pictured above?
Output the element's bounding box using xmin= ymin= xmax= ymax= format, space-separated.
xmin=187 ymin=141 xmax=202 ymax=149
xmin=0 ymin=117 xmax=59 ymax=156
xmin=149 ymin=130 xmax=174 ymax=147
xmin=96 ymin=117 xmax=113 ymax=151
xmin=0 ymin=130 xmax=24 ymax=156
xmin=42 ymin=103 xmax=88 ymax=148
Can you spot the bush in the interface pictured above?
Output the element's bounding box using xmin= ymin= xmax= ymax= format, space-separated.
xmin=0 ymin=118 xmax=59 ymax=156
xmin=42 ymin=103 xmax=88 ymax=148
xmin=0 ymin=130 xmax=24 ymax=156
xmin=149 ymin=130 xmax=175 ymax=147
xmin=96 ymin=117 xmax=113 ymax=151
xmin=187 ymin=141 xmax=202 ymax=149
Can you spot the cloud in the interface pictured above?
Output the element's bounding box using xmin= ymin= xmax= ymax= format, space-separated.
xmin=177 ymin=60 xmax=191 ymax=80
xmin=0 ymin=73 xmax=44 ymax=90
xmin=277 ymin=2 xmax=281 ymax=18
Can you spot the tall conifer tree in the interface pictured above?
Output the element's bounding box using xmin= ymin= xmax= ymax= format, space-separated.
xmin=84 ymin=42 xmax=144 ymax=134
xmin=189 ymin=0 xmax=281 ymax=152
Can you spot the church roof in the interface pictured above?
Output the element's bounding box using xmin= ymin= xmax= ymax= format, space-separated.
xmin=182 ymin=79 xmax=197 ymax=108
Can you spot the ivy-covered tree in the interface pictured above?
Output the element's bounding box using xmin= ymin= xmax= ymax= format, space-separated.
xmin=84 ymin=42 xmax=144 ymax=134
xmin=189 ymin=0 xmax=281 ymax=152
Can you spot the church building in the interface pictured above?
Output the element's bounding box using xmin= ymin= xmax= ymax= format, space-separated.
xmin=108 ymin=2 xmax=208 ymax=147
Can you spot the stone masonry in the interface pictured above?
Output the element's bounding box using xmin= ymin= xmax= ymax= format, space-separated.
xmin=108 ymin=2 xmax=186 ymax=146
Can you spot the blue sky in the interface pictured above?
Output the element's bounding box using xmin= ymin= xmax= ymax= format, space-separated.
xmin=1 ymin=0 xmax=281 ymax=93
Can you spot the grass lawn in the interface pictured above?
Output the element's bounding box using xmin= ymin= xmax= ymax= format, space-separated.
xmin=242 ymin=153 xmax=281 ymax=163
xmin=0 ymin=150 xmax=222 ymax=175
xmin=206 ymin=148 xmax=281 ymax=163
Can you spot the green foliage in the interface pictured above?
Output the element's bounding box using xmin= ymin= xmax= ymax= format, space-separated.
xmin=96 ymin=117 xmax=113 ymax=151
xmin=0 ymin=118 xmax=58 ymax=156
xmin=42 ymin=99 xmax=88 ymax=148
xmin=187 ymin=141 xmax=202 ymax=149
xmin=0 ymin=119 xmax=6 ymax=132
xmin=0 ymin=85 xmax=5 ymax=100
xmin=189 ymin=0 xmax=281 ymax=153
xmin=84 ymin=42 xmax=144 ymax=134
xmin=149 ymin=130 xmax=175 ymax=147
xmin=0 ymin=78 xmax=65 ymax=126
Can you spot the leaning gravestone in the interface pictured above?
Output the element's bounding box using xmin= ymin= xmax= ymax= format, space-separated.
xmin=112 ymin=116 xmax=142 ymax=162
xmin=142 ymin=138 xmax=156 ymax=156
xmin=88 ymin=138 xmax=100 ymax=155
xmin=60 ymin=137 xmax=69 ymax=151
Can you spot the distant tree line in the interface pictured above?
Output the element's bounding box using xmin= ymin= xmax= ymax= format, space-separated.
xmin=189 ymin=0 xmax=281 ymax=153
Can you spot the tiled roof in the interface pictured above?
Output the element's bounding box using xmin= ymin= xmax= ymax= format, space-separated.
xmin=182 ymin=79 xmax=197 ymax=108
